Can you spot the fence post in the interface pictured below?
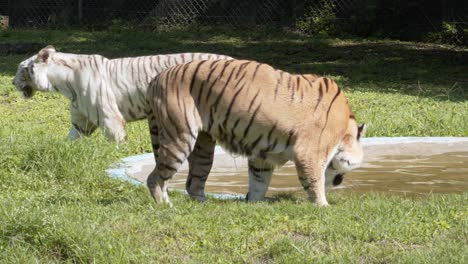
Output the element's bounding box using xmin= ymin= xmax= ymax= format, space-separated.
xmin=6 ymin=0 xmax=11 ymax=27
xmin=247 ymin=1 xmax=257 ymax=26
xmin=293 ymin=0 xmax=305 ymax=21
xmin=78 ymin=0 xmax=83 ymax=24
xmin=280 ymin=0 xmax=295 ymax=27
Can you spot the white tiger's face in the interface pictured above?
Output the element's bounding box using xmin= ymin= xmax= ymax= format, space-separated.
xmin=12 ymin=46 xmax=56 ymax=98
xmin=12 ymin=55 xmax=37 ymax=98
xmin=325 ymin=123 xmax=367 ymax=188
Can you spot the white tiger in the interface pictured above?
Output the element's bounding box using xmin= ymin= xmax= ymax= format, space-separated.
xmin=12 ymin=45 xmax=233 ymax=143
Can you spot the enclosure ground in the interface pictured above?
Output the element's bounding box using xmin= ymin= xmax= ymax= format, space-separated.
xmin=0 ymin=29 xmax=467 ymax=262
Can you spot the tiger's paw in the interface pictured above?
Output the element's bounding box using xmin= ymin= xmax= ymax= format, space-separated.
xmin=189 ymin=194 xmax=206 ymax=203
xmin=309 ymin=197 xmax=329 ymax=207
xmin=67 ymin=127 xmax=83 ymax=140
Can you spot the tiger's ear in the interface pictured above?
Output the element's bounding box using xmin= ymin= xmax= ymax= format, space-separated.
xmin=357 ymin=124 xmax=367 ymax=140
xmin=37 ymin=45 xmax=56 ymax=62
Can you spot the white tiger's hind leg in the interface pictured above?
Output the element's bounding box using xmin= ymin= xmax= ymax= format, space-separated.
xmin=246 ymin=158 xmax=274 ymax=201
xmin=186 ymin=132 xmax=216 ymax=202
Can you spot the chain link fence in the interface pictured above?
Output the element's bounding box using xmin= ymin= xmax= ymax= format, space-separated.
xmin=0 ymin=0 xmax=297 ymax=28
xmin=1 ymin=0 xmax=467 ymax=44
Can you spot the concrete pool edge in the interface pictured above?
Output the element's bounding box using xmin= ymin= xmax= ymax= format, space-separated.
xmin=106 ymin=137 xmax=468 ymax=199
xmin=106 ymin=145 xmax=246 ymax=199
xmin=361 ymin=137 xmax=468 ymax=145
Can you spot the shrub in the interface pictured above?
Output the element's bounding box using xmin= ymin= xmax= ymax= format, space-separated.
xmin=426 ymin=21 xmax=467 ymax=46
xmin=295 ymin=0 xmax=337 ymax=36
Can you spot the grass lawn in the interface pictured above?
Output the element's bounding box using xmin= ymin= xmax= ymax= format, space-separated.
xmin=0 ymin=29 xmax=467 ymax=262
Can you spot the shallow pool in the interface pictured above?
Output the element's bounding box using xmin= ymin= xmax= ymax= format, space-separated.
xmin=117 ymin=138 xmax=468 ymax=197
xmin=166 ymin=151 xmax=468 ymax=196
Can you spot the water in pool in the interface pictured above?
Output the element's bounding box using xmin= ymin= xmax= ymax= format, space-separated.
xmin=166 ymin=151 xmax=468 ymax=196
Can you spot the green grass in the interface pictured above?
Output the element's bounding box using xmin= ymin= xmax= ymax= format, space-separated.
xmin=0 ymin=29 xmax=467 ymax=262
xmin=1 ymin=28 xmax=467 ymax=136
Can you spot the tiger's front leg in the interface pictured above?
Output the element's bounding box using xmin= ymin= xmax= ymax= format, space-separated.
xmin=246 ymin=158 xmax=274 ymax=201
xmin=101 ymin=115 xmax=127 ymax=144
xmin=186 ymin=132 xmax=216 ymax=202
xmin=68 ymin=105 xmax=97 ymax=140
xmin=294 ymin=152 xmax=329 ymax=207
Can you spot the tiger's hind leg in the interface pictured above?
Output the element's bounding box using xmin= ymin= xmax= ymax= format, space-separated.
xmin=147 ymin=113 xmax=160 ymax=160
xmin=246 ymin=158 xmax=274 ymax=201
xmin=185 ymin=132 xmax=216 ymax=202
xmin=147 ymin=132 xmax=196 ymax=206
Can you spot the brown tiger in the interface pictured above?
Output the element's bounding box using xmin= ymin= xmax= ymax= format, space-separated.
xmin=146 ymin=59 xmax=366 ymax=206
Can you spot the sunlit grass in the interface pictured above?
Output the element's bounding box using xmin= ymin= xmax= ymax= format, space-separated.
xmin=0 ymin=29 xmax=467 ymax=262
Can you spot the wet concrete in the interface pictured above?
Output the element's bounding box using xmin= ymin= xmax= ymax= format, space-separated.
xmin=114 ymin=138 xmax=468 ymax=196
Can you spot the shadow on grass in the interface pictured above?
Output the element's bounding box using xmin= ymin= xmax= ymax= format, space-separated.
xmin=2 ymin=29 xmax=467 ymax=101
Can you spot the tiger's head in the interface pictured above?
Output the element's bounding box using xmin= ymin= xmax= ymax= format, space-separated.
xmin=325 ymin=120 xmax=367 ymax=188
xmin=12 ymin=45 xmax=57 ymax=98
